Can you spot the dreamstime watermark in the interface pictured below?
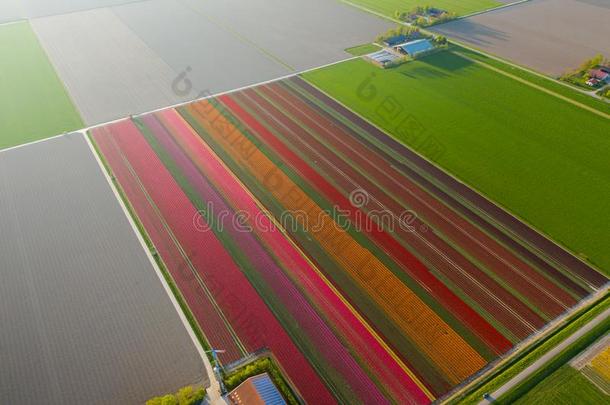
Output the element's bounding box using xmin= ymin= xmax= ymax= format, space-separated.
xmin=357 ymin=72 xmax=446 ymax=161
xmin=191 ymin=188 xmax=425 ymax=235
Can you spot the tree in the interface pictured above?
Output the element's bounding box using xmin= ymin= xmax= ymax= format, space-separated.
xmin=416 ymin=16 xmax=428 ymax=26
xmin=146 ymin=394 xmax=178 ymax=405
xmin=579 ymin=54 xmax=604 ymax=72
xmin=176 ymin=386 xmax=205 ymax=405
xmin=434 ymin=35 xmax=447 ymax=45
xmin=147 ymin=386 xmax=206 ymax=405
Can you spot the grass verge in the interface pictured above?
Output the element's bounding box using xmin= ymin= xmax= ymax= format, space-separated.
xmin=345 ymin=43 xmax=381 ymax=56
xmin=498 ymin=313 xmax=610 ymax=403
xmin=449 ymin=293 xmax=609 ymax=404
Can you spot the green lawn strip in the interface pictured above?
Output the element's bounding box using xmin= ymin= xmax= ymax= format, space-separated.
xmin=512 ymin=365 xmax=608 ymax=405
xmin=283 ymin=77 xmax=560 ymax=322
xmin=87 ymin=133 xmax=214 ymax=363
xmin=135 ymin=117 xmax=361 ymax=404
xmin=342 ymin=0 xmax=501 ymax=18
xmin=177 ymin=104 xmax=453 ymax=395
xmin=223 ymin=357 xmax=301 ymax=405
xmin=498 ymin=314 xmax=610 ymax=403
xmin=252 ymin=82 xmax=529 ymax=339
xmin=450 ymin=294 xmax=609 ymax=404
xmin=454 ymin=45 xmax=610 ymax=115
xmin=302 ymin=51 xmax=610 ymax=276
xmin=345 ymin=43 xmax=381 ymax=56
xmin=0 ymin=22 xmax=82 ymax=150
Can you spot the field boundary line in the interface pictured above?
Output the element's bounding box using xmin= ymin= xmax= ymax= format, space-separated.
xmin=0 ymin=18 xmax=27 ymax=27
xmin=81 ymin=131 xmax=219 ymax=398
xmin=178 ymin=0 xmax=296 ymax=72
xmin=339 ymin=0 xmax=403 ymax=23
xmin=456 ymin=0 xmax=532 ymax=20
xmin=0 ymin=132 xmax=67 ymax=154
xmin=455 ymin=51 xmax=610 ymax=120
xmin=338 ymin=0 xmax=531 ymax=23
xmin=83 ymin=131 xmax=223 ymax=403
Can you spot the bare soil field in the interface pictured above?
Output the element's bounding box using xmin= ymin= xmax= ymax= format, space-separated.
xmin=432 ymin=0 xmax=610 ymax=76
xmin=30 ymin=8 xmax=188 ymax=126
xmin=0 ymin=135 xmax=207 ymax=404
xmin=28 ymin=0 xmax=390 ymax=126
xmin=0 ymin=0 xmax=22 ymax=23
xmin=3 ymin=0 xmax=135 ymax=20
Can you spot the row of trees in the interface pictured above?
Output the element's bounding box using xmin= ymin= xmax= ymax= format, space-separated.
xmin=146 ymin=386 xmax=206 ymax=405
xmin=375 ymin=25 xmax=421 ymax=44
xmin=578 ymin=54 xmax=607 ymax=73
xmin=394 ymin=6 xmax=457 ymax=27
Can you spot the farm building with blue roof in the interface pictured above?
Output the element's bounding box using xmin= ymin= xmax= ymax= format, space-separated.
xmin=396 ymin=39 xmax=434 ymax=57
xmin=227 ymin=373 xmax=286 ymax=405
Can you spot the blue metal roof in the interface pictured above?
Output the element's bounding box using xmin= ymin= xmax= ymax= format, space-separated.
xmin=251 ymin=374 xmax=286 ymax=405
xmin=399 ymin=39 xmax=434 ymax=56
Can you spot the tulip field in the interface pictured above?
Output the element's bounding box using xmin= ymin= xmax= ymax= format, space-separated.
xmin=90 ymin=77 xmax=607 ymax=404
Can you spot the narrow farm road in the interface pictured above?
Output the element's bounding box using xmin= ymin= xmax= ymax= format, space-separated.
xmin=480 ymin=306 xmax=610 ymax=404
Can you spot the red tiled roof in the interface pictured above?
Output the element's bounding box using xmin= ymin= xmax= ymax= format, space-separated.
xmin=589 ymin=69 xmax=609 ymax=79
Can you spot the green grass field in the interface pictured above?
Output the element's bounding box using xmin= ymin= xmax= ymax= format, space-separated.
xmin=345 ymin=43 xmax=381 ymax=56
xmin=0 ymin=22 xmax=82 ymax=150
xmin=455 ymin=46 xmax=610 ymax=115
xmin=303 ymin=50 xmax=610 ymax=275
xmin=342 ymin=0 xmax=501 ymax=17
xmin=513 ymin=366 xmax=608 ymax=405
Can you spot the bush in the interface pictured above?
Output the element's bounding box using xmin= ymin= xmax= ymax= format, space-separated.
xmin=434 ymin=35 xmax=448 ymax=45
xmin=147 ymin=386 xmax=206 ymax=405
xmin=579 ymin=54 xmax=604 ymax=73
xmin=376 ymin=25 xmax=421 ymax=44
